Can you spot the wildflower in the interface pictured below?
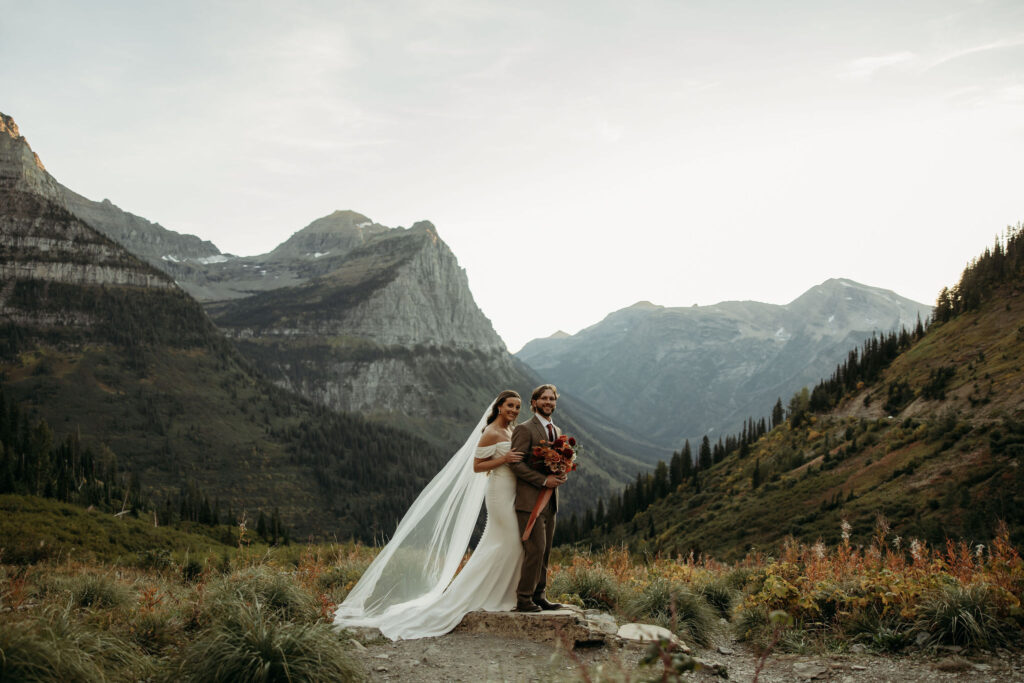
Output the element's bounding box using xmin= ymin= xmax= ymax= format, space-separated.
xmin=975 ymin=543 xmax=985 ymax=559
xmin=892 ymin=536 xmax=901 ymax=551
xmin=910 ymin=538 xmax=923 ymax=562
xmin=840 ymin=520 xmax=852 ymax=543
xmin=812 ymin=540 xmax=826 ymax=560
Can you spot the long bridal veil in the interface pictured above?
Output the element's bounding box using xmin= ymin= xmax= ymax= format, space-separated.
xmin=333 ymin=401 xmax=494 ymax=630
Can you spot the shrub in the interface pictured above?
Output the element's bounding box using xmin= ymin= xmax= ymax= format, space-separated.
xmin=172 ymin=604 xmax=362 ymax=682
xmin=915 ymin=582 xmax=1009 ymax=650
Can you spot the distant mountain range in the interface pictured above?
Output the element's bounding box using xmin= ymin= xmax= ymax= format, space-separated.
xmin=517 ymin=282 xmax=931 ymax=448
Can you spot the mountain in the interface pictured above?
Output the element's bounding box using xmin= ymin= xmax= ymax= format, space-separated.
xmin=569 ymin=228 xmax=1024 ymax=557
xmin=0 ymin=112 xmax=454 ymax=540
xmin=0 ymin=112 xmax=663 ymax=525
xmin=517 ymin=280 xmax=931 ymax=448
xmin=202 ymin=217 xmax=666 ymax=507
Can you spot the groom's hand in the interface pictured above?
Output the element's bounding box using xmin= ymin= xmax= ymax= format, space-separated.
xmin=544 ymin=474 xmax=567 ymax=488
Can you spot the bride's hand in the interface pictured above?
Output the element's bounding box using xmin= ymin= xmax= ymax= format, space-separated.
xmin=503 ymin=451 xmax=523 ymax=464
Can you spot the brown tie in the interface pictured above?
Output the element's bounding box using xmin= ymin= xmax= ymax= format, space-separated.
xmin=547 ymin=423 xmax=555 ymax=442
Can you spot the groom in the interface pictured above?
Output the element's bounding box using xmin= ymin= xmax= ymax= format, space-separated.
xmin=509 ymin=384 xmax=567 ymax=612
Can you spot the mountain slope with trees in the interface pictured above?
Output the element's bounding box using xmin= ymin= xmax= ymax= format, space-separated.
xmin=564 ymin=225 xmax=1024 ymax=558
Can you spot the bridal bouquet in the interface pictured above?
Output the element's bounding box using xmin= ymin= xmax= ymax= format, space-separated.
xmin=522 ymin=435 xmax=579 ymax=541
xmin=530 ymin=434 xmax=579 ymax=475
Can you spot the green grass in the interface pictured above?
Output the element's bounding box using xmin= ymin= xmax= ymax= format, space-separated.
xmin=0 ymin=495 xmax=233 ymax=564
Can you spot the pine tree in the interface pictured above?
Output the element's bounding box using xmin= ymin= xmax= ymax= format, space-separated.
xmin=752 ymin=459 xmax=762 ymax=489
xmin=771 ymin=398 xmax=784 ymax=429
xmin=698 ymin=436 xmax=712 ymax=470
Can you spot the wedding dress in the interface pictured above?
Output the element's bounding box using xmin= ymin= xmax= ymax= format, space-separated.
xmin=334 ymin=402 xmax=524 ymax=640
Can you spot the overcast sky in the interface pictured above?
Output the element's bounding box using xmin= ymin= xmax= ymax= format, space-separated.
xmin=3 ymin=0 xmax=1023 ymax=351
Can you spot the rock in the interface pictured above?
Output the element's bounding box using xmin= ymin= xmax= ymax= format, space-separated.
xmin=717 ymin=645 xmax=735 ymax=655
xmin=348 ymin=638 xmax=367 ymax=652
xmin=373 ymin=653 xmax=390 ymax=660
xmin=851 ymin=664 xmax=867 ymax=671
xmin=914 ymin=631 xmax=931 ymax=647
xmin=616 ymin=623 xmax=691 ymax=653
xmin=584 ymin=613 xmax=619 ymax=636
xmin=454 ymin=608 xmax=608 ymax=649
xmin=792 ymin=661 xmax=829 ymax=680
xmin=849 ymin=643 xmax=868 ymax=654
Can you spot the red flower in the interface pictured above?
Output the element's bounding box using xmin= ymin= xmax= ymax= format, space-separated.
xmin=568 ymin=437 xmax=576 ymax=447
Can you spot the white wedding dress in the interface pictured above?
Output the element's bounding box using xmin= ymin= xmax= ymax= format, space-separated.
xmin=334 ymin=439 xmax=523 ymax=640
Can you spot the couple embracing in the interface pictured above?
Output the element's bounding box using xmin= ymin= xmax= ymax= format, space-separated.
xmin=334 ymin=385 xmax=570 ymax=640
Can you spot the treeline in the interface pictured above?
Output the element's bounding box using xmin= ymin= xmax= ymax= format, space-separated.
xmin=934 ymin=224 xmax=1024 ymax=322
xmin=0 ymin=385 xmax=288 ymax=545
xmin=556 ymin=413 xmax=771 ymax=544
xmin=805 ymin=321 xmax=928 ymax=417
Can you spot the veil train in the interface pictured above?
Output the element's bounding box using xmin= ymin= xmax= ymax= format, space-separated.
xmin=333 ymin=401 xmax=494 ymax=630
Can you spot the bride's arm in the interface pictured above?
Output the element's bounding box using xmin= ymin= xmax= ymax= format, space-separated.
xmin=473 ymin=449 xmax=522 ymax=473
xmin=473 ymin=430 xmax=522 ymax=473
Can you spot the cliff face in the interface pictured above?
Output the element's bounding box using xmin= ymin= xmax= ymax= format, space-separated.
xmin=209 ymin=222 xmax=516 ymax=429
xmin=517 ymin=279 xmax=931 ymax=447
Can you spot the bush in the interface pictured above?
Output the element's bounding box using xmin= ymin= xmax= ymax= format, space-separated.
xmin=172 ymin=604 xmax=362 ymax=682
xmin=915 ymin=582 xmax=1009 ymax=650
xmin=127 ymin=608 xmax=183 ymax=654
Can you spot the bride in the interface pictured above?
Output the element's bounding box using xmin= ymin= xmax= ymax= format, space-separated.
xmin=333 ymin=390 xmax=526 ymax=640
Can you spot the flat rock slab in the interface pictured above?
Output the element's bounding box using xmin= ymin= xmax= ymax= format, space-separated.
xmin=454 ymin=607 xmax=609 ymax=648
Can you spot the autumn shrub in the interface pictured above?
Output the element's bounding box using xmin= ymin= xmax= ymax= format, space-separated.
xmin=171 ymin=603 xmax=361 ymax=682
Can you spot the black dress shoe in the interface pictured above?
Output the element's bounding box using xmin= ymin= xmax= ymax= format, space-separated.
xmin=533 ymin=597 xmax=564 ymax=611
xmin=516 ymin=601 xmax=542 ymax=613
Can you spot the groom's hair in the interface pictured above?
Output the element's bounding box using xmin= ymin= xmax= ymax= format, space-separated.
xmin=531 ymin=384 xmax=559 ymax=402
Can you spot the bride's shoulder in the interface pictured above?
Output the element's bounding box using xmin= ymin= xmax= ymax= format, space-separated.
xmin=477 ymin=424 xmax=512 ymax=448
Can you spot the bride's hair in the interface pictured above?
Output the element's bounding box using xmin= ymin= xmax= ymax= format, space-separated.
xmin=484 ymin=390 xmax=521 ymax=428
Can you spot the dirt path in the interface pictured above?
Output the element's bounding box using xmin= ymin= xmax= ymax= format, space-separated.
xmin=351 ymin=631 xmax=1024 ymax=682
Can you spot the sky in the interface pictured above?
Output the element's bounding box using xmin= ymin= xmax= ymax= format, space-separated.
xmin=3 ymin=0 xmax=1023 ymax=352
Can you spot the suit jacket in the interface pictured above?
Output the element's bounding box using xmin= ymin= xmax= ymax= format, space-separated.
xmin=509 ymin=415 xmax=561 ymax=513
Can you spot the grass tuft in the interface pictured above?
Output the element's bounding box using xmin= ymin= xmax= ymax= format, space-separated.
xmin=623 ymin=578 xmax=717 ymax=646
xmin=63 ymin=572 xmax=131 ymax=609
xmin=915 ymin=582 xmax=1009 ymax=650
xmin=173 ymin=604 xmax=362 ymax=682
xmin=205 ymin=565 xmax=316 ymax=623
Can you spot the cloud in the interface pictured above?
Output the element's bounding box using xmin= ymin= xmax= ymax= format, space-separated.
xmin=926 ymin=34 xmax=1024 ymax=70
xmin=843 ymin=51 xmax=918 ymax=79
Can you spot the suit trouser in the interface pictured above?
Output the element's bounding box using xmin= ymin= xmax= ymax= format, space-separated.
xmin=516 ymin=499 xmax=556 ymax=603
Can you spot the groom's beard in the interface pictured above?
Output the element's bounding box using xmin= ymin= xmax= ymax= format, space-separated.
xmin=534 ymin=406 xmax=554 ymax=418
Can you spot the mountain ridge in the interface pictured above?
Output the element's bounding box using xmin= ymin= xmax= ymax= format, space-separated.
xmin=517 ymin=278 xmax=931 ymax=447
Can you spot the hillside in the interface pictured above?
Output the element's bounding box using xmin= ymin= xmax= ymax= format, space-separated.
xmin=517 ymin=279 xmax=930 ymax=448
xmin=570 ymin=229 xmax=1024 ymax=558
xmin=0 ymin=113 xmax=452 ymax=541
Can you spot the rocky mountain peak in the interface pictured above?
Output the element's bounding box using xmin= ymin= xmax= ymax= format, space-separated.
xmin=0 ymin=112 xmax=63 ymax=202
xmin=266 ymin=210 xmax=389 ymax=261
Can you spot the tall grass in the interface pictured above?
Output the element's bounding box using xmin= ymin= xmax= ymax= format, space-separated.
xmin=0 ymin=606 xmax=150 ymax=681
xmin=173 ymin=604 xmax=361 ymax=682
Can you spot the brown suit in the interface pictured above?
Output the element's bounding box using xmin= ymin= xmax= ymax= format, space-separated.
xmin=509 ymin=415 xmax=560 ymax=604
